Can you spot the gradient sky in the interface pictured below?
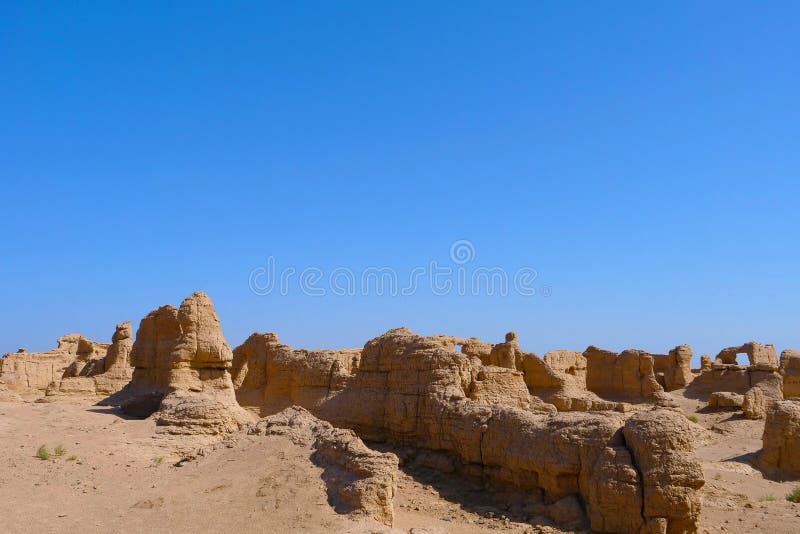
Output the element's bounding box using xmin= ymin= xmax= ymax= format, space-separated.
xmin=2 ymin=2 xmax=799 ymax=367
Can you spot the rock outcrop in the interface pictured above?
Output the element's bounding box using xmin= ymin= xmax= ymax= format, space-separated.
xmin=758 ymin=400 xmax=800 ymax=478
xmin=50 ymin=322 xmax=134 ymax=396
xmin=119 ymin=292 xmax=253 ymax=434
xmin=780 ymin=349 xmax=800 ymax=398
xmin=231 ymin=326 xmax=704 ymax=533
xmin=248 ymin=406 xmax=399 ymax=526
xmin=715 ymin=341 xmax=778 ymax=368
xmin=231 ymin=332 xmax=360 ymax=416
xmin=743 ymin=372 xmax=783 ymax=419
xmin=623 ymin=409 xmax=704 ymax=533
xmin=0 ymin=334 xmax=108 ymax=394
xmin=686 ymin=343 xmax=783 ymax=402
xmin=653 ymin=345 xmax=694 ymax=391
xmin=584 ymin=346 xmax=664 ymax=400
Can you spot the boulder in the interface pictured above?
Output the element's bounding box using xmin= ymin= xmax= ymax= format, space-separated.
xmin=707 ymin=391 xmax=744 ymax=409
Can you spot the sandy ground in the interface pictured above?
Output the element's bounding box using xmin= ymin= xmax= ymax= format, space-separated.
xmin=671 ymin=391 xmax=800 ymax=534
xmin=1 ymin=396 xmax=799 ymax=534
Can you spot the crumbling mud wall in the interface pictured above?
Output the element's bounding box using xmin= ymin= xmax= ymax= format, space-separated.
xmin=49 ymin=322 xmax=134 ymax=396
xmin=232 ymin=327 xmax=704 ymax=533
xmin=715 ymin=342 xmax=778 ymax=368
xmin=652 ymin=345 xmax=694 ymax=391
xmin=686 ymin=342 xmax=783 ymax=406
xmin=0 ymin=334 xmax=109 ymax=393
xmin=584 ymin=346 xmax=664 ymax=400
xmin=231 ymin=332 xmax=360 ymax=416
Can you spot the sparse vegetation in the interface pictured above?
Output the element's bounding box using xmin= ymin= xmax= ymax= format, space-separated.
xmin=759 ymin=494 xmax=777 ymax=502
xmin=67 ymin=455 xmax=78 ymax=461
xmin=713 ymin=473 xmax=722 ymax=480
xmin=152 ymin=456 xmax=164 ymax=466
xmin=54 ymin=445 xmax=66 ymax=457
xmin=687 ymin=415 xmax=699 ymax=424
xmin=786 ymin=487 xmax=800 ymax=503
xmin=36 ymin=445 xmax=50 ymax=460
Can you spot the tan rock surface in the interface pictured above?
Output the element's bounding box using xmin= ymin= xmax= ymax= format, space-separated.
xmin=0 ymin=334 xmax=107 ymax=394
xmin=119 ymin=292 xmax=253 ymax=434
xmin=707 ymin=391 xmax=744 ymax=409
xmin=623 ymin=409 xmax=704 ymax=533
xmin=780 ymin=349 xmax=800 ymax=398
xmin=584 ymin=346 xmax=663 ymax=400
xmin=742 ymin=372 xmax=783 ymax=419
xmin=249 ymin=406 xmax=399 ymax=526
xmin=758 ymin=400 xmax=800 ymax=478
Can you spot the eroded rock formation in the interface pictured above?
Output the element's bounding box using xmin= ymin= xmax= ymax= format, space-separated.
xmin=584 ymin=346 xmax=664 ymax=400
xmin=686 ymin=342 xmax=783 ymax=402
xmin=758 ymin=400 xmax=800 ymax=478
xmin=743 ymin=372 xmax=783 ymax=419
xmin=780 ymin=349 xmax=800 ymax=398
xmin=231 ymin=326 xmax=704 ymax=532
xmin=119 ymin=292 xmax=253 ymax=434
xmin=50 ymin=322 xmax=134 ymax=396
xmin=0 ymin=334 xmax=108 ymax=394
xmin=716 ymin=342 xmax=778 ymax=368
xmin=249 ymin=406 xmax=399 ymax=526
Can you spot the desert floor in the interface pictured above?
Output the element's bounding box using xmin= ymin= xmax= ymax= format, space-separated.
xmin=1 ymin=397 xmax=799 ymax=534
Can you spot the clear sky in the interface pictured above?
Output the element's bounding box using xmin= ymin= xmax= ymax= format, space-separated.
xmin=2 ymin=2 xmax=799 ymax=366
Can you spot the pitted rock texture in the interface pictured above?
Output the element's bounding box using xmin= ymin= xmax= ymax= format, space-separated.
xmin=232 ymin=326 xmax=704 ymax=533
xmin=248 ymin=406 xmax=399 ymax=526
xmin=759 ymin=400 xmax=800 ymax=478
xmin=119 ymin=292 xmax=253 ymax=433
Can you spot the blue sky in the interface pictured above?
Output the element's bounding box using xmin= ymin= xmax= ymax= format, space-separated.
xmin=2 ymin=2 xmax=799 ymax=366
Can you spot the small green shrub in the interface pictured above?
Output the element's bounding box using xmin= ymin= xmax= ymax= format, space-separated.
xmin=713 ymin=473 xmax=721 ymax=480
xmin=54 ymin=445 xmax=66 ymax=457
xmin=759 ymin=494 xmax=776 ymax=502
xmin=152 ymin=456 xmax=164 ymax=466
xmin=687 ymin=415 xmax=699 ymax=423
xmin=786 ymin=487 xmax=800 ymax=503
xmin=66 ymin=455 xmax=78 ymax=461
xmin=36 ymin=445 xmax=51 ymax=460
